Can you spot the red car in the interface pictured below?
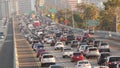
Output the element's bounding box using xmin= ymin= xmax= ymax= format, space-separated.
xmin=84 ymin=33 xmax=90 ymax=38
xmin=75 ymin=36 xmax=81 ymax=41
xmin=36 ymin=49 xmax=45 ymax=57
xmin=71 ymin=52 xmax=84 ymax=62
xmin=60 ymin=36 xmax=67 ymax=41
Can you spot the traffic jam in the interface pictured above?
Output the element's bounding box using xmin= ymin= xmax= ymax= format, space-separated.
xmin=17 ymin=16 xmax=120 ymax=68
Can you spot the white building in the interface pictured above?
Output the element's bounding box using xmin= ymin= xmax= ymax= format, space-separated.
xmin=17 ymin=0 xmax=36 ymax=15
xmin=78 ymin=0 xmax=108 ymax=9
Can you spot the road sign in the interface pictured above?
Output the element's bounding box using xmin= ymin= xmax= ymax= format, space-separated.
xmin=49 ymin=8 xmax=57 ymax=13
xmin=86 ymin=20 xmax=99 ymax=27
xmin=117 ymin=23 xmax=120 ymax=32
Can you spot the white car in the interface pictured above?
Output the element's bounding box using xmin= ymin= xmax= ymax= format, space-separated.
xmin=85 ymin=47 xmax=100 ymax=59
xmin=41 ymin=54 xmax=56 ymax=67
xmin=62 ymin=47 xmax=73 ymax=58
xmin=92 ymin=66 xmax=109 ymax=68
xmin=76 ymin=60 xmax=91 ymax=68
xmin=54 ymin=42 xmax=64 ymax=50
xmin=78 ymin=44 xmax=88 ymax=52
xmin=46 ymin=38 xmax=54 ymax=44
xmin=98 ymin=42 xmax=110 ymax=50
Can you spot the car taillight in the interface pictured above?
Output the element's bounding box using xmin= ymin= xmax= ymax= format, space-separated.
xmin=107 ymin=62 xmax=112 ymax=64
xmin=87 ymin=64 xmax=90 ymax=66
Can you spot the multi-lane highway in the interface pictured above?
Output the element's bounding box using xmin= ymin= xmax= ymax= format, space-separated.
xmin=0 ymin=17 xmax=120 ymax=68
xmin=14 ymin=17 xmax=120 ymax=68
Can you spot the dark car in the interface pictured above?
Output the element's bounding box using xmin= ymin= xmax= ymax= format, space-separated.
xmin=65 ymin=35 xmax=75 ymax=45
xmin=0 ymin=32 xmax=5 ymax=39
xmin=97 ymin=52 xmax=111 ymax=65
xmin=105 ymin=56 xmax=120 ymax=68
xmin=71 ymin=40 xmax=79 ymax=47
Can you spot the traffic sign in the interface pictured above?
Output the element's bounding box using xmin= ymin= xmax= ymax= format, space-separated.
xmin=86 ymin=19 xmax=99 ymax=27
xmin=117 ymin=23 xmax=120 ymax=32
xmin=49 ymin=8 xmax=57 ymax=13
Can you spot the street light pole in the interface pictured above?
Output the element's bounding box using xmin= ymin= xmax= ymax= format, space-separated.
xmin=72 ymin=9 xmax=75 ymax=28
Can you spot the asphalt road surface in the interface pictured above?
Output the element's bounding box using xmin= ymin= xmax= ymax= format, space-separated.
xmin=0 ymin=22 xmax=14 ymax=68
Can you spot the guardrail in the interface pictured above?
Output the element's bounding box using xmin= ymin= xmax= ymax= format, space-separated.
xmin=59 ymin=24 xmax=120 ymax=41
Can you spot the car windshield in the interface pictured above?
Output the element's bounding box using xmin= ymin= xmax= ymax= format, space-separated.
xmin=57 ymin=43 xmax=62 ymax=45
xmin=43 ymin=55 xmax=53 ymax=58
xmin=79 ymin=61 xmax=88 ymax=64
xmin=101 ymin=54 xmax=110 ymax=58
xmin=109 ymin=57 xmax=120 ymax=62
xmin=73 ymin=41 xmax=77 ymax=43
xmin=37 ymin=45 xmax=44 ymax=48
xmin=64 ymin=48 xmax=72 ymax=51
xmin=101 ymin=43 xmax=108 ymax=46
xmin=73 ymin=53 xmax=82 ymax=56
xmin=51 ymin=66 xmax=64 ymax=68
xmin=89 ymin=48 xmax=97 ymax=51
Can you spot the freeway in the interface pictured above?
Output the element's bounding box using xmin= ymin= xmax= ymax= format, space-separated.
xmin=0 ymin=22 xmax=14 ymax=68
xmin=14 ymin=16 xmax=120 ymax=68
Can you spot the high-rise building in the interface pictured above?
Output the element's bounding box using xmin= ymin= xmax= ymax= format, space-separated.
xmin=17 ymin=0 xmax=36 ymax=15
xmin=67 ymin=0 xmax=78 ymax=11
xmin=0 ymin=0 xmax=10 ymax=19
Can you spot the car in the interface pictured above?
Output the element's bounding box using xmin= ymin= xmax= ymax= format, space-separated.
xmin=39 ymin=51 xmax=49 ymax=61
xmin=71 ymin=40 xmax=79 ymax=47
xmin=54 ymin=42 xmax=64 ymax=50
xmin=84 ymin=45 xmax=93 ymax=54
xmin=65 ymin=35 xmax=75 ymax=45
xmin=81 ymin=36 xmax=88 ymax=43
xmin=46 ymin=37 xmax=54 ymax=44
xmin=97 ymin=52 xmax=111 ymax=65
xmin=0 ymin=32 xmax=4 ymax=39
xmin=84 ymin=33 xmax=90 ymax=38
xmin=78 ymin=44 xmax=88 ymax=53
xmin=116 ymin=63 xmax=120 ymax=68
xmin=32 ymin=43 xmax=44 ymax=51
xmin=62 ymin=47 xmax=73 ymax=58
xmin=85 ymin=47 xmax=100 ymax=59
xmin=60 ymin=35 xmax=67 ymax=41
xmin=40 ymin=54 xmax=56 ymax=67
xmin=92 ymin=66 xmax=109 ymax=68
xmin=49 ymin=65 xmax=65 ymax=68
xmin=71 ymin=52 xmax=85 ymax=62
xmin=75 ymin=36 xmax=81 ymax=41
xmin=26 ymin=36 xmax=33 ymax=44
xmin=89 ymin=29 xmax=95 ymax=35
xmin=93 ymin=40 xmax=103 ymax=47
xmin=76 ymin=60 xmax=91 ymax=68
xmin=105 ymin=56 xmax=120 ymax=68
xmin=36 ymin=49 xmax=45 ymax=57
xmin=98 ymin=42 xmax=110 ymax=52
xmin=77 ymin=42 xmax=88 ymax=49
xmin=87 ymin=37 xmax=95 ymax=45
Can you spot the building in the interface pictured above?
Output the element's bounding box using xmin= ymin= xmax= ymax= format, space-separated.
xmin=78 ymin=0 xmax=108 ymax=9
xmin=17 ymin=0 xmax=36 ymax=15
xmin=67 ymin=0 xmax=78 ymax=11
xmin=0 ymin=0 xmax=10 ymax=19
